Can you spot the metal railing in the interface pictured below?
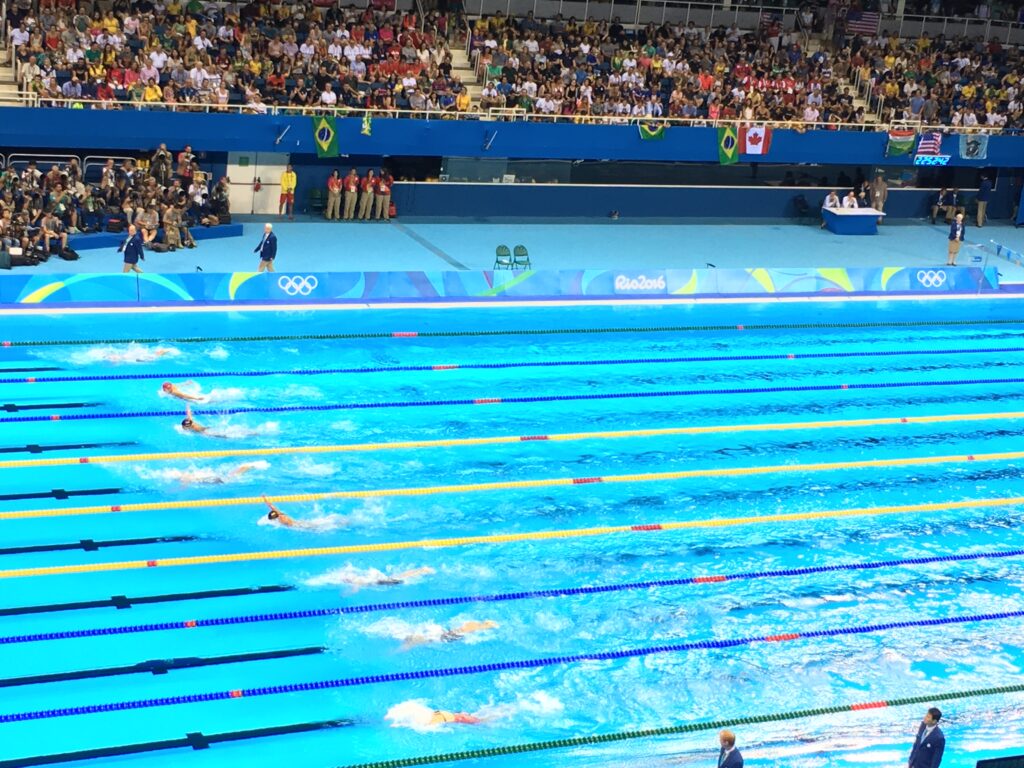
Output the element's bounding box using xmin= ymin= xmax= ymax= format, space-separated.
xmin=2 ymin=92 xmax=1015 ymax=135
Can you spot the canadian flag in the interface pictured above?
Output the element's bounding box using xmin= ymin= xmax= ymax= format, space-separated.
xmin=739 ymin=125 xmax=773 ymax=155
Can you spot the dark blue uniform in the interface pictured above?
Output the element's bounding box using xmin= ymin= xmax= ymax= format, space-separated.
xmin=120 ymin=231 xmax=144 ymax=265
xmin=255 ymin=231 xmax=277 ymax=262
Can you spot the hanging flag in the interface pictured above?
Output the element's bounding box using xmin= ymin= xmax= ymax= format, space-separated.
xmin=739 ymin=125 xmax=772 ymax=155
xmin=844 ymin=10 xmax=881 ymax=34
xmin=960 ymin=134 xmax=988 ymax=160
xmin=312 ymin=115 xmax=339 ymax=158
xmin=361 ymin=113 xmax=373 ymax=137
xmin=885 ymin=129 xmax=916 ymax=157
xmin=916 ymin=132 xmax=944 ymax=156
xmin=717 ymin=126 xmax=738 ymax=165
xmin=638 ymin=123 xmax=666 ymax=141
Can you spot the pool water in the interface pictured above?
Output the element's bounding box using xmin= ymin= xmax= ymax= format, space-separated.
xmin=1 ymin=299 xmax=1024 ymax=768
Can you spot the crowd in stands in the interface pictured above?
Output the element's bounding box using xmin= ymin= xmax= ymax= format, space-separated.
xmin=0 ymin=144 xmax=226 ymax=265
xmin=470 ymin=9 xmax=1023 ymax=130
xmin=5 ymin=0 xmax=465 ymax=113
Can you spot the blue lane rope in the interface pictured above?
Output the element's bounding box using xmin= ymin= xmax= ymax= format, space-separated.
xmin=7 ymin=375 xmax=1024 ymax=424
xmin=6 ymin=345 xmax=1024 ymax=386
xmin=3 ymin=607 xmax=1023 ymax=723
xmin=3 ymin=548 xmax=1022 ymax=646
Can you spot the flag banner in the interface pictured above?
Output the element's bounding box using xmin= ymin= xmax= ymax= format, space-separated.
xmin=960 ymin=134 xmax=988 ymax=160
xmin=638 ymin=123 xmax=666 ymax=140
xmin=845 ymin=10 xmax=880 ymax=34
xmin=313 ymin=116 xmax=339 ymax=158
xmin=717 ymin=126 xmax=738 ymax=165
xmin=361 ymin=113 xmax=373 ymax=137
xmin=739 ymin=125 xmax=772 ymax=155
xmin=885 ymin=129 xmax=916 ymax=157
xmin=916 ymin=131 xmax=944 ymax=156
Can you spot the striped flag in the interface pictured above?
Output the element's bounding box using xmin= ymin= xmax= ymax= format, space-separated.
xmin=845 ymin=10 xmax=880 ymax=34
xmin=916 ymin=132 xmax=944 ymax=156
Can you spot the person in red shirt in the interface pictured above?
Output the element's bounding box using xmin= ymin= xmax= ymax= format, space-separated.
xmin=342 ymin=168 xmax=360 ymax=220
xmin=325 ymin=169 xmax=343 ymax=220
xmin=357 ymin=169 xmax=376 ymax=220
xmin=374 ymin=169 xmax=394 ymax=220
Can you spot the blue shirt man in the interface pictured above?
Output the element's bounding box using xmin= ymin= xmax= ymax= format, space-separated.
xmin=119 ymin=224 xmax=144 ymax=273
xmin=908 ymin=708 xmax=945 ymax=768
xmin=717 ymin=730 xmax=743 ymax=768
xmin=254 ymin=222 xmax=277 ymax=273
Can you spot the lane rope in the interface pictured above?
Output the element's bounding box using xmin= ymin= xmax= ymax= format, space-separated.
xmin=5 ymin=449 xmax=1024 ymax=522
xmin=7 ymin=344 xmax=1024 ymax=386
xmin=6 ymin=547 xmax=1021 ymax=645
xmin=334 ymin=683 xmax=1024 ymax=768
xmin=5 ymin=317 xmax=1024 ymax=348
xmin=3 ymin=494 xmax=1024 ymax=579
xmin=5 ymin=409 xmax=1024 ymax=470
xmin=8 ymin=375 xmax=1024 ymax=424
xmin=3 ymin=608 xmax=1022 ymax=723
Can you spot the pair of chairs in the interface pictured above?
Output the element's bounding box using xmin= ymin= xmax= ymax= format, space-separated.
xmin=494 ymin=244 xmax=531 ymax=270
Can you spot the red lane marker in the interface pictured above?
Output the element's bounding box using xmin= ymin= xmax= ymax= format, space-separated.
xmin=110 ymin=505 xmax=122 ymax=512
xmin=184 ymin=620 xmax=198 ymax=628
xmin=146 ymin=560 xmax=158 ymax=567
xmin=841 ymin=384 xmax=849 ymax=390
xmin=693 ymin=575 xmax=728 ymax=583
xmin=392 ymin=332 xmax=418 ymax=338
xmin=1 ymin=341 xmax=10 ymax=347
xmin=432 ymin=365 xmax=459 ymax=370
xmin=572 ymin=477 xmax=604 ymax=485
xmin=26 ymin=377 xmax=36 ymax=383
xmin=763 ymin=633 xmax=801 ymax=642
xmin=900 ymin=418 xmax=908 ymax=423
xmin=520 ymin=435 xmax=550 ymax=441
xmin=737 ymin=325 xmax=745 ymax=331
xmin=49 ymin=414 xmax=60 ymax=421
xmin=786 ymin=354 xmax=795 ymax=360
xmin=850 ymin=701 xmax=889 ymax=711
xmin=473 ymin=398 xmax=501 ymax=405
xmin=229 ymin=690 xmax=244 ymax=698
xmin=631 ymin=524 xmax=664 ymax=531
xmin=967 ymin=455 xmax=976 ymax=461
xmin=78 ymin=457 xmax=90 ymax=464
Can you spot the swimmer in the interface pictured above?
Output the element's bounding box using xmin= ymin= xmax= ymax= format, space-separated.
xmin=162 ymin=382 xmax=205 ymax=402
xmin=429 ymin=710 xmax=482 ymax=726
xmin=343 ymin=566 xmax=435 ymax=589
xmin=384 ymin=700 xmax=487 ymax=730
xmin=180 ymin=404 xmax=207 ymax=434
xmin=402 ymin=619 xmax=499 ymax=650
xmin=103 ymin=346 xmax=176 ymax=364
xmin=173 ymin=462 xmax=261 ymax=487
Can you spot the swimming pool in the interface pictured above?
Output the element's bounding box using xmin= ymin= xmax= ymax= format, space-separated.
xmin=2 ymin=298 xmax=1024 ymax=768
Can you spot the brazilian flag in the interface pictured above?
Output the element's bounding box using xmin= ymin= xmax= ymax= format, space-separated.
xmin=638 ymin=123 xmax=665 ymax=141
xmin=361 ymin=113 xmax=372 ymax=137
xmin=313 ymin=116 xmax=339 ymax=158
xmin=717 ymin=126 xmax=738 ymax=165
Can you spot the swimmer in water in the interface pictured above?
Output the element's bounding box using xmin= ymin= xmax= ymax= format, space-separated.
xmin=402 ymin=619 xmax=499 ymax=650
xmin=343 ymin=566 xmax=435 ymax=589
xmin=173 ymin=463 xmax=261 ymax=487
xmin=104 ymin=346 xmax=176 ymax=363
xmin=429 ymin=711 xmax=483 ymax=726
xmin=162 ymin=382 xmax=205 ymax=402
xmin=180 ymin=404 xmax=207 ymax=434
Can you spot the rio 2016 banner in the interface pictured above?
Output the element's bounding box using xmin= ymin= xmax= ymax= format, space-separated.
xmin=0 ymin=267 xmax=999 ymax=306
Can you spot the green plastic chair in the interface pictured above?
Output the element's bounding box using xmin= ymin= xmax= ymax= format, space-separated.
xmin=307 ymin=188 xmax=325 ymax=214
xmin=512 ymin=244 xmax=531 ymax=269
xmin=494 ymin=245 xmax=513 ymax=270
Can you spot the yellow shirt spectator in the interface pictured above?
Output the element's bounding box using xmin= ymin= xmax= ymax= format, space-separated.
xmin=280 ymin=169 xmax=297 ymax=194
xmin=103 ymin=13 xmax=120 ymax=33
xmin=961 ymin=83 xmax=975 ymax=99
xmin=144 ymin=83 xmax=163 ymax=102
xmin=185 ymin=18 xmax=198 ymax=38
xmin=456 ymin=90 xmax=471 ymax=111
xmin=167 ymin=0 xmax=182 ymax=15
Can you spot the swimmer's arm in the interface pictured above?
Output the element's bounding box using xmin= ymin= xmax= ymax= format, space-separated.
xmin=175 ymin=388 xmax=205 ymax=402
xmin=262 ymin=494 xmax=281 ymax=514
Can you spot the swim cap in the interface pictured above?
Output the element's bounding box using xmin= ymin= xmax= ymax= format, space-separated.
xmin=162 ymin=382 xmax=173 ymax=391
xmin=181 ymin=418 xmax=192 ymax=427
xmin=268 ymin=510 xmax=279 ymax=519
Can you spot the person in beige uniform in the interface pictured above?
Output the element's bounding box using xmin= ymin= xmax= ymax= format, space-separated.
xmin=374 ymin=170 xmax=394 ymax=221
xmin=870 ymin=173 xmax=888 ymax=224
xmin=342 ymin=168 xmax=360 ymax=220
xmin=325 ymin=169 xmax=342 ymax=220
xmin=358 ymin=169 xmax=376 ymax=220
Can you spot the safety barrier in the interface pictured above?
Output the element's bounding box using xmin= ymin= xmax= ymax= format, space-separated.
xmin=2 ymin=608 xmax=1021 ymax=723
xmin=3 ymin=494 xmax=1024 ymax=579
xmin=6 ymin=344 xmax=1024 ymax=386
xmin=4 ymin=409 xmax=1023 ymax=470
xmin=4 ymin=450 xmax=1024 ymax=523
xmin=335 ymin=683 xmax=1024 ymax=768
xmin=5 ymin=547 xmax=1020 ymax=646
xmin=4 ymin=316 xmax=1024 ymax=348
xmin=9 ymin=375 xmax=1024 ymax=424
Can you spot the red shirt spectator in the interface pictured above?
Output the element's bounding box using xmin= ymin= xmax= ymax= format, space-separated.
xmin=327 ymin=174 xmax=343 ymax=193
xmin=375 ymin=172 xmax=393 ymax=195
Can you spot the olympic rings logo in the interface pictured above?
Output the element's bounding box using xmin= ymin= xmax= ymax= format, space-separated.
xmin=916 ymin=270 xmax=948 ymax=288
xmin=277 ymin=275 xmax=320 ymax=296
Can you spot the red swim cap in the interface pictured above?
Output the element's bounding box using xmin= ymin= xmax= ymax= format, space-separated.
xmin=162 ymin=382 xmax=173 ymax=392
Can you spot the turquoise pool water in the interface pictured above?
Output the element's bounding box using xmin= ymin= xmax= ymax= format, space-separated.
xmin=1 ymin=300 xmax=1023 ymax=768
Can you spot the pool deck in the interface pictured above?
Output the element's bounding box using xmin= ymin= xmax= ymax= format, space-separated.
xmin=14 ymin=217 xmax=1024 ymax=284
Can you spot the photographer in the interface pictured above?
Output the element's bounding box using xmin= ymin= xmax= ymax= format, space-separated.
xmin=151 ymin=143 xmax=173 ymax=186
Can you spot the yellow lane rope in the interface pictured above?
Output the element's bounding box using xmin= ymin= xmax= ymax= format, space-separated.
xmin=4 ymin=495 xmax=1023 ymax=579
xmin=3 ymin=410 xmax=1024 ymax=470
xmin=2 ymin=449 xmax=1023 ymax=522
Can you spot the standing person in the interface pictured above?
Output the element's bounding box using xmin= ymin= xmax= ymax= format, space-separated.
xmin=279 ymin=164 xmax=297 ymax=220
xmin=342 ymin=168 xmax=360 ymax=220
xmin=119 ymin=223 xmax=144 ymax=273
xmin=908 ymin=708 xmax=945 ymax=768
xmin=717 ymin=730 xmax=743 ymax=768
xmin=374 ymin=168 xmax=394 ymax=221
xmin=325 ymin=169 xmax=342 ymax=221
xmin=947 ymin=212 xmax=965 ymax=266
xmin=821 ymin=189 xmax=840 ymax=228
xmin=176 ymin=144 xmax=195 ymax=185
xmin=254 ymin=222 xmax=277 ymax=272
xmin=358 ymin=169 xmax=376 ymax=221
xmin=976 ymin=174 xmax=992 ymax=227
xmin=870 ymin=173 xmax=888 ymax=224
